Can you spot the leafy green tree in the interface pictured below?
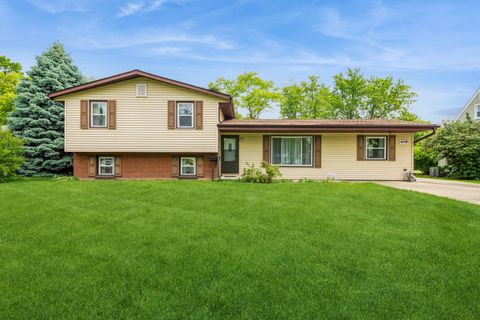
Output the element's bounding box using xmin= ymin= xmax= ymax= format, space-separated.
xmin=0 ymin=130 xmax=24 ymax=182
xmin=209 ymin=72 xmax=280 ymax=119
xmin=332 ymin=68 xmax=367 ymax=119
xmin=8 ymin=42 xmax=85 ymax=176
xmin=0 ymin=56 xmax=23 ymax=125
xmin=280 ymin=76 xmax=335 ymax=119
xmin=428 ymin=118 xmax=480 ymax=179
xmin=364 ymin=76 xmax=417 ymax=120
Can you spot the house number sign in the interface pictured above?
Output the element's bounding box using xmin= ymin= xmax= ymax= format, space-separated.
xmin=400 ymin=139 xmax=408 ymax=144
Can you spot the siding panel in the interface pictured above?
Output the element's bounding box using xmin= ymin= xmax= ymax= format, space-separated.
xmin=62 ymin=78 xmax=228 ymax=153
xmin=235 ymin=133 xmax=413 ymax=180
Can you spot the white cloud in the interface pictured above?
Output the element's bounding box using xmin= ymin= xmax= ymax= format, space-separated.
xmin=117 ymin=2 xmax=144 ymax=18
xmin=153 ymin=46 xmax=190 ymax=54
xmin=27 ymin=0 xmax=85 ymax=13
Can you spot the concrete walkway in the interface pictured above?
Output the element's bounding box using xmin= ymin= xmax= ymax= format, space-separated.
xmin=376 ymin=178 xmax=480 ymax=205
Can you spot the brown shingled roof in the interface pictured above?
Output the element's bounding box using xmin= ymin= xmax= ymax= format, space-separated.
xmin=218 ymin=119 xmax=438 ymax=133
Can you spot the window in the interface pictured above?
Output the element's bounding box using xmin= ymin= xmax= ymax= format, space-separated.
xmin=90 ymin=101 xmax=107 ymax=128
xmin=98 ymin=157 xmax=114 ymax=176
xmin=271 ymin=136 xmax=312 ymax=166
xmin=475 ymin=104 xmax=480 ymax=119
xmin=136 ymin=84 xmax=147 ymax=97
xmin=180 ymin=157 xmax=196 ymax=176
xmin=365 ymin=137 xmax=387 ymax=160
xmin=177 ymin=102 xmax=194 ymax=128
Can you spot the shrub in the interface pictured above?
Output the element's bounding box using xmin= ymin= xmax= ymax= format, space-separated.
xmin=414 ymin=145 xmax=436 ymax=174
xmin=241 ymin=161 xmax=281 ymax=183
xmin=0 ymin=130 xmax=24 ymax=182
xmin=428 ymin=119 xmax=480 ymax=179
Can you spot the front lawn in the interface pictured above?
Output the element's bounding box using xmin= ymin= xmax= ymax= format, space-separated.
xmin=1 ymin=179 xmax=479 ymax=319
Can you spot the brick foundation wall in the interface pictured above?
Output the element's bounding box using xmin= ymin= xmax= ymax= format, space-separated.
xmin=73 ymin=153 xmax=218 ymax=180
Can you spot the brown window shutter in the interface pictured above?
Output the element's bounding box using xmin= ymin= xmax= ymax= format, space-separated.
xmin=195 ymin=101 xmax=203 ymax=130
xmin=108 ymin=100 xmax=116 ymax=129
xmin=171 ymin=156 xmax=179 ymax=177
xmin=81 ymin=100 xmax=89 ymax=129
xmin=88 ymin=156 xmax=96 ymax=177
xmin=388 ymin=135 xmax=396 ymax=161
xmin=114 ymin=156 xmax=122 ymax=176
xmin=314 ymin=135 xmax=322 ymax=168
xmin=197 ymin=156 xmax=204 ymax=177
xmin=357 ymin=135 xmax=365 ymax=161
xmin=168 ymin=101 xmax=176 ymax=129
xmin=263 ymin=135 xmax=270 ymax=162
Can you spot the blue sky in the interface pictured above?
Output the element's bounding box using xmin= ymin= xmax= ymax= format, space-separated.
xmin=1 ymin=0 xmax=479 ymax=122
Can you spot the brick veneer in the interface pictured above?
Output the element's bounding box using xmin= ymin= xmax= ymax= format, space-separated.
xmin=73 ymin=153 xmax=218 ymax=180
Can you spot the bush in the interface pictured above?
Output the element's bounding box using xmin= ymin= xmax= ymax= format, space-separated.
xmin=428 ymin=119 xmax=480 ymax=179
xmin=241 ymin=161 xmax=281 ymax=183
xmin=414 ymin=145 xmax=436 ymax=174
xmin=0 ymin=130 xmax=24 ymax=182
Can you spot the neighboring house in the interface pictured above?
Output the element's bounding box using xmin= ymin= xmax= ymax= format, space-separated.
xmin=49 ymin=70 xmax=438 ymax=181
xmin=455 ymin=88 xmax=480 ymax=121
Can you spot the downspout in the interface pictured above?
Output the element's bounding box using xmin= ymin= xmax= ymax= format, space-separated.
xmin=414 ymin=128 xmax=436 ymax=144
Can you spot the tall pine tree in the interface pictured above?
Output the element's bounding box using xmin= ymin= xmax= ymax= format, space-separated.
xmin=8 ymin=42 xmax=85 ymax=176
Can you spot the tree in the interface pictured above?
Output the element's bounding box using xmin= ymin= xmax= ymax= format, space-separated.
xmin=209 ymin=72 xmax=280 ymax=119
xmin=280 ymin=76 xmax=335 ymax=119
xmin=281 ymin=68 xmax=418 ymax=120
xmin=8 ymin=42 xmax=85 ymax=176
xmin=428 ymin=118 xmax=480 ymax=179
xmin=0 ymin=130 xmax=24 ymax=182
xmin=0 ymin=56 xmax=23 ymax=125
xmin=332 ymin=68 xmax=367 ymax=119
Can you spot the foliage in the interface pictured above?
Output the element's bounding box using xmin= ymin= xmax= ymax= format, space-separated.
xmin=0 ymin=130 xmax=24 ymax=182
xmin=209 ymin=72 xmax=281 ymax=119
xmin=1 ymin=179 xmax=480 ymax=319
xmin=0 ymin=56 xmax=23 ymax=125
xmin=8 ymin=42 xmax=85 ymax=176
xmin=414 ymin=144 xmax=436 ymax=174
xmin=54 ymin=175 xmax=78 ymax=182
xmin=280 ymin=68 xmax=418 ymax=120
xmin=280 ymin=76 xmax=335 ymax=119
xmin=240 ymin=161 xmax=281 ymax=183
xmin=428 ymin=119 xmax=480 ymax=179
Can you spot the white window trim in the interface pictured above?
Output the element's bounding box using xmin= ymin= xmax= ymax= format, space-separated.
xmin=98 ymin=156 xmax=115 ymax=176
xmin=180 ymin=157 xmax=196 ymax=176
xmin=270 ymin=136 xmax=313 ymax=167
xmin=176 ymin=102 xmax=195 ymax=128
xmin=136 ymin=83 xmax=147 ymax=97
xmin=475 ymin=104 xmax=480 ymax=120
xmin=365 ymin=136 xmax=387 ymax=160
xmin=90 ymin=101 xmax=108 ymax=128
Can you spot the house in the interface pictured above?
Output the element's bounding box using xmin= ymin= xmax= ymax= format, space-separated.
xmin=455 ymin=88 xmax=480 ymax=121
xmin=49 ymin=70 xmax=438 ymax=181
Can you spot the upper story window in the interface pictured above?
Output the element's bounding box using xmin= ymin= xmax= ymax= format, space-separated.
xmin=136 ymin=84 xmax=147 ymax=97
xmin=177 ymin=102 xmax=194 ymax=128
xmin=365 ymin=137 xmax=386 ymax=160
xmin=90 ymin=101 xmax=108 ymax=128
xmin=271 ymin=136 xmax=312 ymax=166
xmin=475 ymin=104 xmax=480 ymax=119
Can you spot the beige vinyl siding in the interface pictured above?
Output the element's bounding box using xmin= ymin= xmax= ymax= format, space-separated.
xmin=233 ymin=133 xmax=413 ymax=180
xmin=457 ymin=92 xmax=480 ymax=121
xmin=61 ymin=77 xmax=228 ymax=153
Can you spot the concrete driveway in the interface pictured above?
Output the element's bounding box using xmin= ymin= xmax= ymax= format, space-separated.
xmin=376 ymin=178 xmax=480 ymax=205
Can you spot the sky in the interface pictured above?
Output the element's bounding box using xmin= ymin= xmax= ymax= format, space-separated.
xmin=1 ymin=0 xmax=480 ymax=122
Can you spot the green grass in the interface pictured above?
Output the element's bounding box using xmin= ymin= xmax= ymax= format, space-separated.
xmin=1 ymin=179 xmax=480 ymax=319
xmin=417 ymin=174 xmax=480 ymax=184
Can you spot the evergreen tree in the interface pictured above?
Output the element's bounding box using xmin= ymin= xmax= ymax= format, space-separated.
xmin=8 ymin=42 xmax=85 ymax=176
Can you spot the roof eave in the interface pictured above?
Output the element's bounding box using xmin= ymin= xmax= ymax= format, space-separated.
xmin=48 ymin=69 xmax=231 ymax=101
xmin=218 ymin=125 xmax=439 ymax=133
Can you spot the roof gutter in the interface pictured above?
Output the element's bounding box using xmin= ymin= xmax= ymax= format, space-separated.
xmin=414 ymin=128 xmax=437 ymax=144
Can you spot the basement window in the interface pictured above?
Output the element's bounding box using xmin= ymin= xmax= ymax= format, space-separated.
xmin=180 ymin=157 xmax=196 ymax=176
xmin=98 ymin=157 xmax=114 ymax=176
